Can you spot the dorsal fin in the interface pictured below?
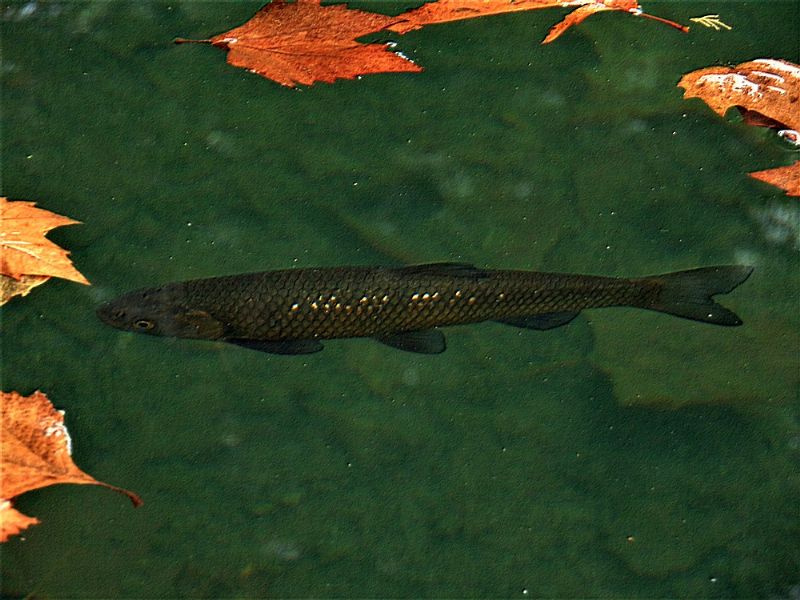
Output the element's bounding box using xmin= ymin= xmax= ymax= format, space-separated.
xmin=394 ymin=262 xmax=490 ymax=278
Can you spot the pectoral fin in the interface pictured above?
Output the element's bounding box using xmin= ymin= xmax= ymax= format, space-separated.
xmin=228 ymin=338 xmax=323 ymax=355
xmin=177 ymin=309 xmax=226 ymax=338
xmin=496 ymin=312 xmax=578 ymax=330
xmin=376 ymin=329 xmax=446 ymax=354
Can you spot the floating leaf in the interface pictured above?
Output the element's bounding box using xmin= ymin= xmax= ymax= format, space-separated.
xmin=388 ymin=0 xmax=568 ymax=34
xmin=0 ymin=274 xmax=50 ymax=306
xmin=175 ymin=0 xmax=421 ymax=88
xmin=678 ymin=58 xmax=800 ymax=197
xmin=0 ymin=197 xmax=90 ymax=295
xmin=388 ymin=0 xmax=688 ymax=44
xmin=750 ymin=161 xmax=800 ymax=197
xmin=678 ymin=59 xmax=799 ymax=132
xmin=176 ymin=0 xmax=686 ymax=87
xmin=1 ymin=501 xmax=39 ymax=543
xmin=1 ymin=390 xmax=142 ymax=543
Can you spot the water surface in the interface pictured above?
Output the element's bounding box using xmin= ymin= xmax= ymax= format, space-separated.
xmin=2 ymin=1 xmax=799 ymax=597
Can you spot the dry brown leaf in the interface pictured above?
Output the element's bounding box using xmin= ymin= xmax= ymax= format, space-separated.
xmin=176 ymin=0 xmax=686 ymax=86
xmin=0 ymin=274 xmax=50 ymax=306
xmin=678 ymin=58 xmax=800 ymax=197
xmin=541 ymin=3 xmax=615 ymax=43
xmin=1 ymin=501 xmax=39 ymax=543
xmin=388 ymin=0 xmax=567 ymax=33
xmin=749 ymin=161 xmax=800 ymax=197
xmin=678 ymin=59 xmax=799 ymax=131
xmin=1 ymin=390 xmax=142 ymax=543
xmin=175 ymin=0 xmax=422 ymax=88
xmin=388 ymin=0 xmax=688 ymax=43
xmin=0 ymin=197 xmax=90 ymax=286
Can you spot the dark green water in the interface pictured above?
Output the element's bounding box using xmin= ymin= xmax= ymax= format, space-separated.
xmin=2 ymin=1 xmax=798 ymax=597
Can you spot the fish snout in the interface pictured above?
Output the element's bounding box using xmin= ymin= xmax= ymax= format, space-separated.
xmin=96 ymin=301 xmax=128 ymax=329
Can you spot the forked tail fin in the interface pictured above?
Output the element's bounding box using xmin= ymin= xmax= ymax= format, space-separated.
xmin=648 ymin=266 xmax=753 ymax=326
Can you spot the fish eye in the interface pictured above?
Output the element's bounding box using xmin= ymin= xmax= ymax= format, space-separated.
xmin=133 ymin=319 xmax=155 ymax=330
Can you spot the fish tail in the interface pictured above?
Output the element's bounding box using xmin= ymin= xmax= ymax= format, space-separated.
xmin=646 ymin=265 xmax=753 ymax=326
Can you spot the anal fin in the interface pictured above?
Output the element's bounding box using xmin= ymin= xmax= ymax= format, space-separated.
xmin=376 ymin=329 xmax=446 ymax=354
xmin=228 ymin=338 xmax=323 ymax=355
xmin=496 ymin=312 xmax=578 ymax=330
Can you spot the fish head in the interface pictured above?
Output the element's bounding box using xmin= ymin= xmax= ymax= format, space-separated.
xmin=96 ymin=285 xmax=226 ymax=340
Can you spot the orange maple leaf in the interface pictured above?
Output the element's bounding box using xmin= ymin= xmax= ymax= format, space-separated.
xmin=1 ymin=390 xmax=142 ymax=542
xmin=750 ymin=161 xmax=800 ymax=197
xmin=0 ymin=274 xmax=51 ymax=306
xmin=0 ymin=197 xmax=90 ymax=288
xmin=1 ymin=502 xmax=39 ymax=543
xmin=387 ymin=0 xmax=688 ymax=44
xmin=679 ymin=58 xmax=800 ymax=198
xmin=175 ymin=0 xmax=422 ymax=88
xmin=388 ymin=0 xmax=570 ymax=33
xmin=176 ymin=0 xmax=686 ymax=87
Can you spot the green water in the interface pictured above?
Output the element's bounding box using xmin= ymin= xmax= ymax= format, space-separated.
xmin=2 ymin=1 xmax=798 ymax=597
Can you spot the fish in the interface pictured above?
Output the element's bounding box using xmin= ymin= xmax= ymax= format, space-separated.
xmin=96 ymin=263 xmax=753 ymax=355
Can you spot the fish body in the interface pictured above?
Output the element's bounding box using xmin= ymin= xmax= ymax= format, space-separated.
xmin=96 ymin=263 xmax=753 ymax=354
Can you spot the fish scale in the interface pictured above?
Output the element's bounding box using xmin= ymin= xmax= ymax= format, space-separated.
xmin=178 ymin=267 xmax=649 ymax=340
xmin=97 ymin=263 xmax=753 ymax=355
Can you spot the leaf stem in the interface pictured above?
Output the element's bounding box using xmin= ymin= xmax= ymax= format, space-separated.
xmin=173 ymin=37 xmax=212 ymax=45
xmin=637 ymin=11 xmax=690 ymax=33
